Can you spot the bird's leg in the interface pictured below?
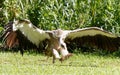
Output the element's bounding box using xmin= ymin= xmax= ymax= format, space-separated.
xmin=60 ymin=53 xmax=72 ymax=62
xmin=44 ymin=45 xmax=53 ymax=61
xmin=19 ymin=48 xmax=24 ymax=56
xmin=59 ymin=49 xmax=72 ymax=62
xmin=52 ymin=49 xmax=61 ymax=63
xmin=59 ymin=39 xmax=72 ymax=62
xmin=52 ymin=55 xmax=56 ymax=63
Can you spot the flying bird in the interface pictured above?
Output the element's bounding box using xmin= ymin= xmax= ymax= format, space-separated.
xmin=1 ymin=19 xmax=120 ymax=63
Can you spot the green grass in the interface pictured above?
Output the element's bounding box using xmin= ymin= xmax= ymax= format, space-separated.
xmin=0 ymin=51 xmax=120 ymax=75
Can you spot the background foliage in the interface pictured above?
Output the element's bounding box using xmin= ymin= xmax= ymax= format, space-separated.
xmin=0 ymin=0 xmax=120 ymax=32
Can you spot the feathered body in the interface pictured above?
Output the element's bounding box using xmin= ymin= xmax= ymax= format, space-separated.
xmin=1 ymin=19 xmax=120 ymax=63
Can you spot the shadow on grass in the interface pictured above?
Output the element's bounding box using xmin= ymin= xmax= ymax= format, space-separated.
xmin=0 ymin=46 xmax=45 ymax=56
xmin=71 ymin=47 xmax=120 ymax=58
xmin=1 ymin=46 xmax=120 ymax=59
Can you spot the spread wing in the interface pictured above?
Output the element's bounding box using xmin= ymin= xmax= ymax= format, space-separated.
xmin=1 ymin=19 xmax=51 ymax=55
xmin=65 ymin=27 xmax=120 ymax=51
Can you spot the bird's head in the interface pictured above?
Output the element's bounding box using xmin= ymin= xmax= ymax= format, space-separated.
xmin=52 ymin=29 xmax=64 ymax=38
xmin=13 ymin=19 xmax=31 ymax=31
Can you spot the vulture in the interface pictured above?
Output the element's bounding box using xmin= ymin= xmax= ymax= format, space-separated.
xmin=1 ymin=19 xmax=120 ymax=63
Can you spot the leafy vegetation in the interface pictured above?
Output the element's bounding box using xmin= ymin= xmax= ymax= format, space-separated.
xmin=0 ymin=0 xmax=120 ymax=31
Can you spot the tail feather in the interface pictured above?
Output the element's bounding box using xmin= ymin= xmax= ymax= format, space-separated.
xmin=1 ymin=21 xmax=13 ymax=40
xmin=6 ymin=32 xmax=18 ymax=48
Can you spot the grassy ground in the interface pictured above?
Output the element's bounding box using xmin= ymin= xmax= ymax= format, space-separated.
xmin=0 ymin=51 xmax=120 ymax=75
